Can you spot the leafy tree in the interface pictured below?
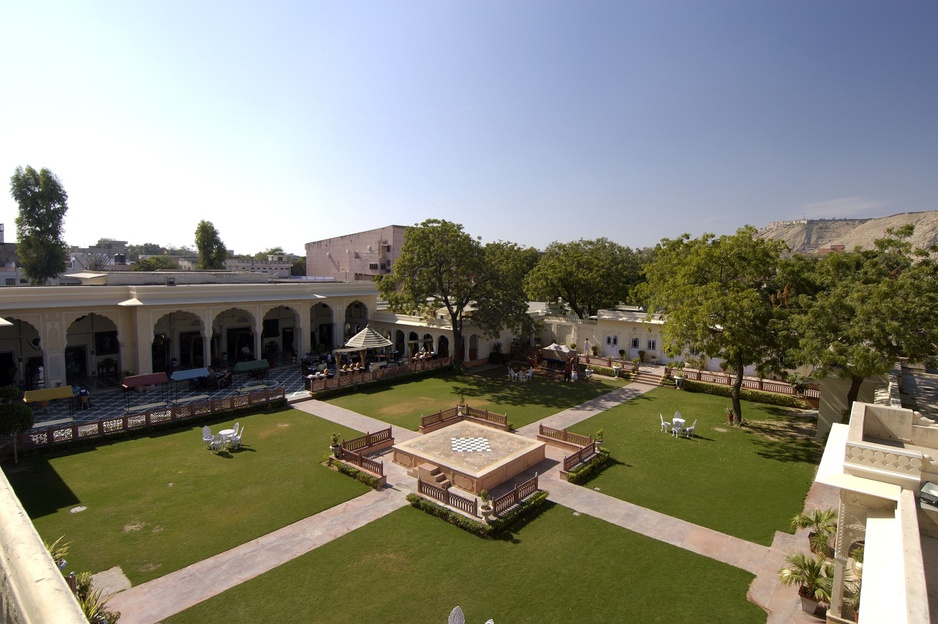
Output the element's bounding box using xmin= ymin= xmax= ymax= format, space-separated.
xmin=10 ymin=166 xmax=70 ymax=284
xmin=194 ymin=220 xmax=227 ymax=269
xmin=792 ymin=226 xmax=938 ymax=410
xmin=376 ymin=220 xmax=530 ymax=371
xmin=641 ymin=226 xmax=789 ymax=421
xmin=524 ymin=238 xmax=644 ymax=318
xmin=473 ymin=241 xmax=541 ymax=337
xmin=291 ymin=258 xmax=306 ymax=276
xmin=0 ymin=392 xmax=33 ymax=464
xmin=131 ymin=256 xmax=181 ymax=271
xmin=76 ymin=252 xmax=112 ymax=271
xmin=126 ymin=243 xmax=165 ymax=261
xmin=254 ymin=246 xmax=285 ymax=261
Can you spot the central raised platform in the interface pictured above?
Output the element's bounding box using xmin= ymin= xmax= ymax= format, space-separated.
xmin=393 ymin=421 xmax=545 ymax=494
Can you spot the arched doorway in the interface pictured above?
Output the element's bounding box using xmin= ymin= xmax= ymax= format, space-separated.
xmin=310 ymin=303 xmax=334 ymax=353
xmin=0 ymin=318 xmax=42 ymax=389
xmin=469 ymin=334 xmax=479 ymax=361
xmin=408 ymin=331 xmax=419 ymax=357
xmin=422 ymin=333 xmax=434 ymax=354
xmin=211 ymin=308 xmax=256 ymax=367
xmin=153 ymin=311 xmax=206 ymax=373
xmin=262 ymin=306 xmax=299 ymax=365
xmin=438 ymin=336 xmax=450 ymax=358
xmin=344 ymin=300 xmax=369 ymax=341
xmin=395 ymin=330 xmax=405 ymax=359
xmin=66 ymin=313 xmax=119 ymax=386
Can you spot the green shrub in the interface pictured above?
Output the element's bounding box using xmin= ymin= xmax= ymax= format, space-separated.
xmin=682 ymin=380 xmax=810 ymax=409
xmin=326 ymin=457 xmax=381 ymax=489
xmin=567 ymin=449 xmax=612 ymax=485
xmin=405 ymin=489 xmax=551 ymax=538
xmin=312 ymin=367 xmax=455 ymax=400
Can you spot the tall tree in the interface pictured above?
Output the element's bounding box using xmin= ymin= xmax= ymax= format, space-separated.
xmin=194 ymin=220 xmax=227 ymax=269
xmin=524 ymin=238 xmax=643 ymax=318
xmin=641 ymin=226 xmax=789 ymax=421
xmin=473 ymin=241 xmax=541 ymax=338
xmin=793 ymin=226 xmax=938 ymax=411
xmin=126 ymin=243 xmax=165 ymax=261
xmin=376 ymin=220 xmax=531 ymax=371
xmin=10 ymin=166 xmax=70 ymax=284
xmin=0 ymin=390 xmax=33 ymax=464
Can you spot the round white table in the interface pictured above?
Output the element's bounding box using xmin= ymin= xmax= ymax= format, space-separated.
xmin=219 ymin=428 xmax=235 ymax=440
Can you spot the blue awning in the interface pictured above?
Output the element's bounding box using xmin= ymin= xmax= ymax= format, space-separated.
xmin=170 ymin=367 xmax=210 ymax=382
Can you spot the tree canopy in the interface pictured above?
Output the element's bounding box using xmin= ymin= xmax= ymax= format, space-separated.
xmin=0 ymin=396 xmax=33 ymax=463
xmin=524 ymin=238 xmax=644 ymax=318
xmin=194 ymin=220 xmax=227 ymax=269
xmin=792 ymin=226 xmax=938 ymax=409
xmin=10 ymin=166 xmax=70 ymax=284
xmin=376 ymin=220 xmax=533 ymax=371
xmin=641 ymin=226 xmax=789 ymax=420
xmin=131 ymin=256 xmax=181 ymax=271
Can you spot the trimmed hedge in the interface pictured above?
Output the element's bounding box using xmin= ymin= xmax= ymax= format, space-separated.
xmin=406 ymin=489 xmax=550 ymax=538
xmin=324 ymin=456 xmax=382 ymax=489
xmin=566 ymin=448 xmax=612 ymax=485
xmin=682 ymin=379 xmax=810 ymax=409
xmin=589 ymin=365 xmax=632 ymax=380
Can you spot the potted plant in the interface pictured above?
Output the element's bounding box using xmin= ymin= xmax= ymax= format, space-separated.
xmin=726 ymin=406 xmax=734 ymax=425
xmin=638 ymin=349 xmax=646 ymax=363
xmin=631 ymin=357 xmax=641 ymax=372
xmin=479 ymin=489 xmax=493 ymax=521
xmin=618 ymin=348 xmax=625 ymax=360
xmin=330 ymin=432 xmax=341 ymax=458
xmin=594 ymin=429 xmax=604 ymax=449
xmin=457 ymin=393 xmax=466 ymax=415
xmin=790 ymin=508 xmax=838 ymax=557
xmin=777 ymin=552 xmax=834 ymax=615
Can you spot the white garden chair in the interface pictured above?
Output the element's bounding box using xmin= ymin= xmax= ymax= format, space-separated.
xmin=210 ymin=433 xmax=228 ymax=452
xmin=232 ymin=422 xmax=240 ymax=437
xmin=671 ymin=420 xmax=685 ymax=438
xmin=202 ymin=426 xmax=213 ymax=449
xmin=230 ymin=427 xmax=245 ymax=449
xmin=659 ymin=413 xmax=671 ymax=433
xmin=684 ymin=419 xmax=697 ymax=438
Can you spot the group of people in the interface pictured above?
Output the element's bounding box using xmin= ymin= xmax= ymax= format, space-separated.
xmin=562 ymin=355 xmax=579 ymax=382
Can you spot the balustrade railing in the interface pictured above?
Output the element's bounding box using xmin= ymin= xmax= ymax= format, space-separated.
xmin=418 ymin=479 xmax=478 ymax=517
xmin=338 ymin=446 xmax=385 ymax=477
xmin=539 ymin=424 xmax=592 ymax=448
xmin=7 ymin=387 xmax=285 ymax=456
xmin=342 ymin=427 xmax=393 ymax=453
xmin=563 ymin=441 xmax=598 ymax=472
xmin=492 ymin=474 xmax=539 ymax=515
xmin=308 ymin=357 xmax=453 ymax=394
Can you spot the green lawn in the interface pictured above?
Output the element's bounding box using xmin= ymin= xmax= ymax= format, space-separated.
xmin=326 ymin=370 xmax=626 ymax=430
xmin=3 ymin=408 xmax=368 ymax=585
xmin=167 ymin=504 xmax=765 ymax=624
xmin=568 ymin=388 xmax=822 ymax=545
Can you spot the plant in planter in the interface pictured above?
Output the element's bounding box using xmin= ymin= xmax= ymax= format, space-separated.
xmin=791 ymin=508 xmax=838 ymax=557
xmin=618 ymin=348 xmax=625 ymax=360
xmin=594 ymin=429 xmax=604 ymax=449
xmin=330 ymin=432 xmax=341 ymax=457
xmin=637 ymin=349 xmax=646 ymax=363
xmin=457 ymin=393 xmax=467 ymax=415
xmin=479 ymin=489 xmax=493 ymax=520
xmin=777 ymin=552 xmax=834 ymax=615
xmin=631 ymin=357 xmax=641 ymax=372
xmin=569 ymin=342 xmax=577 ymax=351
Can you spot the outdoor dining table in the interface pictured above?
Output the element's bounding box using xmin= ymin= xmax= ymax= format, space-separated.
xmin=672 ymin=416 xmax=686 ymax=429
xmin=219 ymin=428 xmax=236 ymax=441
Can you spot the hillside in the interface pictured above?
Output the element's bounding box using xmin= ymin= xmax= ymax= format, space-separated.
xmin=757 ymin=211 xmax=938 ymax=254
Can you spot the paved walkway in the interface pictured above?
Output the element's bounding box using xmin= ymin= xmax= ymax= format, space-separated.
xmin=106 ymin=378 xmax=828 ymax=623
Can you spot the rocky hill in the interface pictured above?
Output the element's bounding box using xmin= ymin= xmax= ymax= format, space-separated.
xmin=757 ymin=211 xmax=938 ymax=254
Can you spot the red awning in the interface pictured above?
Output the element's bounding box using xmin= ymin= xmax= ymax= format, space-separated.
xmin=122 ymin=372 xmax=169 ymax=389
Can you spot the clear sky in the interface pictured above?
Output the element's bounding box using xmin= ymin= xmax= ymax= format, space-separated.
xmin=1 ymin=1 xmax=935 ymax=256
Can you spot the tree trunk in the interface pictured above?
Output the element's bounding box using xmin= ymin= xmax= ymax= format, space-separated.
xmin=845 ymin=376 xmax=864 ymax=421
xmin=731 ymin=354 xmax=745 ymax=424
xmin=451 ymin=314 xmax=464 ymax=374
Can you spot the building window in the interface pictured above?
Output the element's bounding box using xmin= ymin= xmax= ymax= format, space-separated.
xmin=647 ymin=340 xmax=656 ymax=351
xmin=631 ymin=338 xmax=639 ymax=349
xmin=4 ymin=278 xmax=14 ymax=286
xmin=369 ymin=263 xmax=379 ymax=270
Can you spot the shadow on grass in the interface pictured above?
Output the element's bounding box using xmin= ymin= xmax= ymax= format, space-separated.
xmin=450 ymin=374 xmax=621 ymax=410
xmin=493 ymin=500 xmax=558 ymax=543
xmin=3 ymin=457 xmax=80 ymax=518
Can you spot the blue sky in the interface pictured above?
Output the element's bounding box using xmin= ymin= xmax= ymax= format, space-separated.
xmin=1 ymin=1 xmax=935 ymax=256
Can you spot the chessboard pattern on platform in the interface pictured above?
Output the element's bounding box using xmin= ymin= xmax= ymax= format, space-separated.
xmin=450 ymin=437 xmax=492 ymax=453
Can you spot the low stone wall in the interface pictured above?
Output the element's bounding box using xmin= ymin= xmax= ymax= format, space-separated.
xmin=0 ymin=471 xmax=86 ymax=623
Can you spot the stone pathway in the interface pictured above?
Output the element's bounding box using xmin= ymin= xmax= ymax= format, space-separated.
xmin=106 ymin=378 xmax=827 ymax=623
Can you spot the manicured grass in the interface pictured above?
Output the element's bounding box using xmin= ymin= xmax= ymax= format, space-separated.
xmin=166 ymin=504 xmax=765 ymax=624
xmin=567 ymin=388 xmax=822 ymax=545
xmin=326 ymin=370 xmax=626 ymax=430
xmin=3 ymin=408 xmax=369 ymax=585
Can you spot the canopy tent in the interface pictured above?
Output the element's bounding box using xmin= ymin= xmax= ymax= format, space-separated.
xmin=344 ymin=326 xmax=392 ymax=349
xmin=541 ymin=342 xmax=573 ymax=361
xmin=233 ymin=359 xmax=269 ymax=374
xmin=170 ymin=367 xmax=211 ymax=399
xmin=121 ymin=372 xmax=169 ymax=406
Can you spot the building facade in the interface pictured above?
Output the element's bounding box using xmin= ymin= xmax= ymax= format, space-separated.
xmin=304 ymin=225 xmax=405 ymax=281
